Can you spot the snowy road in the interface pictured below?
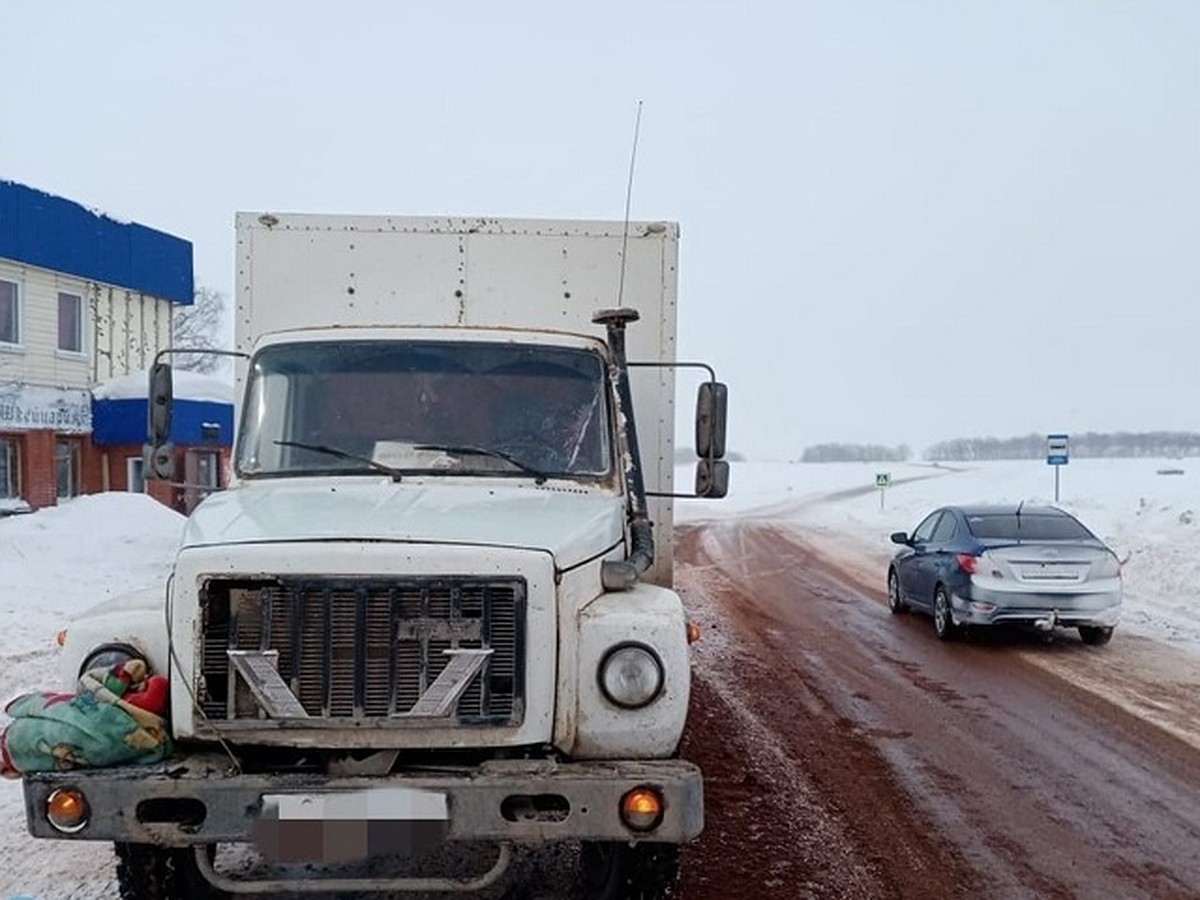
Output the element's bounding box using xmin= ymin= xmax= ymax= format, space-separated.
xmin=5 ymin=467 xmax=1200 ymax=897
xmin=675 ymin=518 xmax=1200 ymax=899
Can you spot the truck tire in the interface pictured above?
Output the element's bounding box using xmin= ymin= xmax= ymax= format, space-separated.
xmin=581 ymin=841 xmax=681 ymax=899
xmin=114 ymin=842 xmax=229 ymax=900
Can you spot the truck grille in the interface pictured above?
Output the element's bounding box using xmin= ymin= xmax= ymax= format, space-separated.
xmin=198 ymin=577 xmax=525 ymax=725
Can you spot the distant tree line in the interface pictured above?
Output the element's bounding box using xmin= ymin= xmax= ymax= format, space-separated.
xmin=925 ymin=431 xmax=1200 ymax=461
xmin=800 ymin=443 xmax=912 ymax=463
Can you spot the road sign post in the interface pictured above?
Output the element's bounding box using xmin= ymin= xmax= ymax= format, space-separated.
xmin=1046 ymin=433 xmax=1069 ymax=502
xmin=875 ymin=472 xmax=891 ymax=510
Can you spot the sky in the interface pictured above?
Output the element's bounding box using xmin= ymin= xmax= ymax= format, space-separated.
xmin=3 ymin=1 xmax=1199 ymax=459
xmin=3 ymin=458 xmax=1199 ymax=894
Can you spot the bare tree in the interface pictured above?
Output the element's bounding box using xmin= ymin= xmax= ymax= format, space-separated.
xmin=173 ymin=285 xmax=226 ymax=373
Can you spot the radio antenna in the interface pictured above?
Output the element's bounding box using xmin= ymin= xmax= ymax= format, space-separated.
xmin=617 ymin=100 xmax=643 ymax=308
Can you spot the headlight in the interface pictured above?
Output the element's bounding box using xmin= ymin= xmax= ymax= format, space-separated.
xmin=598 ymin=643 xmax=664 ymax=709
xmin=78 ymin=643 xmax=146 ymax=680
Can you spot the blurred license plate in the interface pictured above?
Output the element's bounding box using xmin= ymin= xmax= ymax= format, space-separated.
xmin=254 ymin=788 xmax=449 ymax=863
xmin=1020 ymin=566 xmax=1079 ymax=580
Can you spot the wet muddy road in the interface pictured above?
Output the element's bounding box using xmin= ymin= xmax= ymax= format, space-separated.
xmin=673 ymin=518 xmax=1200 ymax=900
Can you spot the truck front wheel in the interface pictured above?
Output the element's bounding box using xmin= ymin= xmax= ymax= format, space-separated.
xmin=581 ymin=841 xmax=681 ymax=899
xmin=114 ymin=843 xmax=229 ymax=900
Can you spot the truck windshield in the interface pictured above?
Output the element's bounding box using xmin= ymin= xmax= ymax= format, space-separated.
xmin=237 ymin=340 xmax=612 ymax=480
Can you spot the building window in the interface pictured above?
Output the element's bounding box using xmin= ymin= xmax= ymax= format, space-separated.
xmin=196 ymin=451 xmax=221 ymax=492
xmin=58 ymin=291 xmax=83 ymax=353
xmin=127 ymin=456 xmax=146 ymax=493
xmin=1 ymin=437 xmax=18 ymax=498
xmin=0 ymin=279 xmax=19 ymax=346
xmin=55 ymin=439 xmax=80 ymax=499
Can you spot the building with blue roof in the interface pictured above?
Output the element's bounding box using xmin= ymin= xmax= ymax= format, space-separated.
xmin=0 ymin=181 xmax=230 ymax=512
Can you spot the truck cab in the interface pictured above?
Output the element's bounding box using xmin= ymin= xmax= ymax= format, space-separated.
xmin=24 ymin=215 xmax=728 ymax=899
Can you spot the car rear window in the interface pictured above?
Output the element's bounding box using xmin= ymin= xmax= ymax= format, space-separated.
xmin=965 ymin=514 xmax=1094 ymax=541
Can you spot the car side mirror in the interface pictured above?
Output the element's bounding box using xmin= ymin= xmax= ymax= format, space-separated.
xmin=890 ymin=531 xmax=910 ymax=545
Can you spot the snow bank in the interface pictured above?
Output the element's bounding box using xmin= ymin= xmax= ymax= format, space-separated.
xmin=91 ymin=369 xmax=234 ymax=404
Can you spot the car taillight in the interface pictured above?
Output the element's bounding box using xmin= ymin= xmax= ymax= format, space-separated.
xmin=956 ymin=554 xmax=979 ymax=574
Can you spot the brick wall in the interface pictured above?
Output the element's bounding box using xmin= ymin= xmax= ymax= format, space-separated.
xmin=19 ymin=431 xmax=56 ymax=508
xmin=80 ymin=439 xmax=104 ymax=495
xmin=5 ymin=431 xmax=228 ymax=513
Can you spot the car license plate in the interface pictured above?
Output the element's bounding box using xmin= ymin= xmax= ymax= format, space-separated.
xmin=254 ymin=787 xmax=449 ymax=863
xmin=1020 ymin=565 xmax=1079 ymax=581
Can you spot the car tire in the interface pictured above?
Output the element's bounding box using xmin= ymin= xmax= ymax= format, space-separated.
xmin=933 ymin=586 xmax=958 ymax=641
xmin=1078 ymin=626 xmax=1114 ymax=646
xmin=887 ymin=569 xmax=907 ymax=614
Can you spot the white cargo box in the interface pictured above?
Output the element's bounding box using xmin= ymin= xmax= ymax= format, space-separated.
xmin=235 ymin=213 xmax=680 ymax=585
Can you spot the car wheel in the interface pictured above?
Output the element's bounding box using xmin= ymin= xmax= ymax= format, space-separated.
xmin=933 ymin=586 xmax=958 ymax=641
xmin=1078 ymin=626 xmax=1114 ymax=646
xmin=887 ymin=569 xmax=907 ymax=614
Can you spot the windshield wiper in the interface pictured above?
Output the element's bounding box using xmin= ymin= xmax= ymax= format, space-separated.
xmin=273 ymin=440 xmax=404 ymax=482
xmin=414 ymin=444 xmax=548 ymax=484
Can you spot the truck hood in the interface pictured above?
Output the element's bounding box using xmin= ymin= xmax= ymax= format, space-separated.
xmin=181 ymin=477 xmax=626 ymax=570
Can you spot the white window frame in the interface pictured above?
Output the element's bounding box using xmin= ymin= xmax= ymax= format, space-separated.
xmin=1 ymin=437 xmax=18 ymax=498
xmin=57 ymin=290 xmax=84 ymax=354
xmin=195 ymin=450 xmax=221 ymax=492
xmin=55 ymin=439 xmax=80 ymax=499
xmin=127 ymin=455 xmax=146 ymax=493
xmin=0 ymin=278 xmax=21 ymax=348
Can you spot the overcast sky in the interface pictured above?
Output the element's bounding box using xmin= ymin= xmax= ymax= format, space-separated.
xmin=3 ymin=1 xmax=1198 ymax=459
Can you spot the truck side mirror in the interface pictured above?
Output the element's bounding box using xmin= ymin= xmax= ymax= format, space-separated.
xmin=695 ymin=382 xmax=728 ymax=460
xmin=145 ymin=362 xmax=175 ymax=481
xmin=148 ymin=362 xmax=174 ymax=444
xmin=143 ymin=442 xmax=176 ymax=481
xmin=695 ymin=459 xmax=729 ymax=499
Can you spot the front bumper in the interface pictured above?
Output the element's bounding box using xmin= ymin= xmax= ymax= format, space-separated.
xmin=23 ymin=752 xmax=703 ymax=847
xmin=951 ymin=587 xmax=1121 ymax=628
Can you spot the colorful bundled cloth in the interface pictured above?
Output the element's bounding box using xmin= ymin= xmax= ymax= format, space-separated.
xmin=0 ymin=659 xmax=170 ymax=777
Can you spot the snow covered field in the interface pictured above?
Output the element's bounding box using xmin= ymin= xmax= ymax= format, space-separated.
xmin=678 ymin=457 xmax=1200 ymax=649
xmin=2 ymin=457 xmax=1199 ymax=897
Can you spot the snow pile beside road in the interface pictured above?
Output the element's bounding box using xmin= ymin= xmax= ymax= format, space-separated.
xmin=0 ymin=493 xmax=183 ymax=898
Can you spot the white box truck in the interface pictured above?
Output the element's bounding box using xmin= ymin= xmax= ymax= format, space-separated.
xmin=23 ymin=214 xmax=729 ymax=898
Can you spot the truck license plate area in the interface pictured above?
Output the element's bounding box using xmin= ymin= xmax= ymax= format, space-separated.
xmin=253 ymin=788 xmax=450 ymax=863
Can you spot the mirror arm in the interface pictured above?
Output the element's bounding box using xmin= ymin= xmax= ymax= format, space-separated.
xmin=630 ymin=360 xmax=727 ymax=500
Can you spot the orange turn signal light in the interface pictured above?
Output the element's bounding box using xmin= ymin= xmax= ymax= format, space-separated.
xmin=685 ymin=622 xmax=701 ymax=644
xmin=620 ymin=786 xmax=664 ymax=832
xmin=46 ymin=787 xmax=89 ymax=834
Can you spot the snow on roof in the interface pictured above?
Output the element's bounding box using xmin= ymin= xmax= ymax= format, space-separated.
xmin=92 ymin=369 xmax=235 ymax=404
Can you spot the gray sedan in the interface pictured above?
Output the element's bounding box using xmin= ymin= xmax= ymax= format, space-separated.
xmin=887 ymin=504 xmax=1122 ymax=644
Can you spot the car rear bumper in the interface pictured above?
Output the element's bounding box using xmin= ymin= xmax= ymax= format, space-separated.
xmin=950 ymin=587 xmax=1121 ymax=628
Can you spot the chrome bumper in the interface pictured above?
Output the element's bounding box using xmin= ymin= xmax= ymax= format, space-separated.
xmin=951 ymin=589 xmax=1121 ymax=628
